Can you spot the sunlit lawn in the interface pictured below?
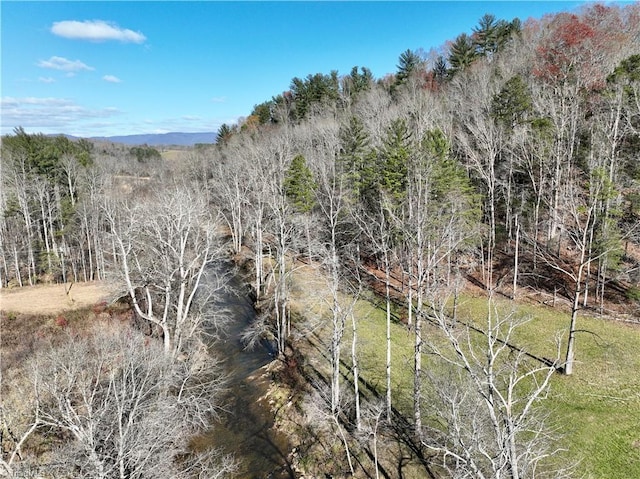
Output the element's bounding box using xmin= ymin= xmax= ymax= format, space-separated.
xmin=290 ymin=265 xmax=640 ymax=478
xmin=456 ymin=295 xmax=640 ymax=478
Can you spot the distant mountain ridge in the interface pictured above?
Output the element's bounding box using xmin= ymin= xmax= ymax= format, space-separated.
xmin=59 ymin=132 xmax=217 ymax=146
xmin=93 ymin=131 xmax=217 ymax=146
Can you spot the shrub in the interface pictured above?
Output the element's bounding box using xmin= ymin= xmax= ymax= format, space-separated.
xmin=55 ymin=315 xmax=68 ymax=328
xmin=626 ymin=286 xmax=640 ymax=302
xmin=92 ymin=301 xmax=108 ymax=315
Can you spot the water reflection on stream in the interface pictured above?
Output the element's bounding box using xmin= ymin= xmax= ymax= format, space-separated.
xmin=205 ymin=266 xmax=294 ymax=479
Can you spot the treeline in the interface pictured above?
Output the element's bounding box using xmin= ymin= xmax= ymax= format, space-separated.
xmin=0 ymin=128 xmax=165 ymax=286
xmin=206 ymin=4 xmax=640 ymax=365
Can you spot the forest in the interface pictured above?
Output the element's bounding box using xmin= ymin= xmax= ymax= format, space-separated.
xmin=1 ymin=4 xmax=640 ymax=478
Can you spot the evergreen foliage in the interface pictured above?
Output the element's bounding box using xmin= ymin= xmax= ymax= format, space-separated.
xmin=491 ymin=75 xmax=533 ymax=128
xmin=394 ymin=49 xmax=423 ymax=88
xmin=344 ymin=66 xmax=374 ymax=96
xmin=379 ymin=119 xmax=411 ymax=201
xmin=608 ymin=54 xmax=640 ymax=131
xmin=2 ymin=127 xmax=93 ymax=178
xmin=290 ymin=71 xmax=340 ymax=120
xmin=251 ymin=101 xmax=274 ymax=125
xmin=216 ymin=123 xmax=234 ymax=144
xmin=338 ymin=116 xmax=370 ymax=197
xmin=448 ymin=33 xmax=477 ymax=76
xmin=129 ymin=145 xmax=162 ymax=163
xmin=472 ymin=13 xmax=501 ymax=56
xmin=283 ymin=154 xmax=317 ymax=213
xmin=472 ymin=14 xmax=521 ymax=56
xmin=433 ymin=55 xmax=449 ymax=83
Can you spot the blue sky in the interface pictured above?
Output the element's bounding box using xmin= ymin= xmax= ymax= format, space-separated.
xmin=1 ymin=1 xmax=591 ymax=138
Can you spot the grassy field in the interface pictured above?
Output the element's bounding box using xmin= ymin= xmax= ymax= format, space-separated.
xmin=455 ymin=296 xmax=640 ymax=478
xmin=289 ymin=264 xmax=640 ymax=478
xmin=0 ymin=281 xmax=117 ymax=315
xmin=161 ymin=149 xmax=191 ymax=164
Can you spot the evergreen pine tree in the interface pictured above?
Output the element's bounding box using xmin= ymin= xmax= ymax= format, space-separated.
xmin=491 ymin=75 xmax=533 ymax=129
xmin=448 ymin=33 xmax=477 ymax=76
xmin=395 ymin=49 xmax=422 ymax=86
xmin=380 ymin=119 xmax=411 ymax=201
xmin=284 ymin=154 xmax=317 ymax=213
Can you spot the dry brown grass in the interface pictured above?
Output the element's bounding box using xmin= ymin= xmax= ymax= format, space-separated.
xmin=161 ymin=149 xmax=189 ymax=163
xmin=1 ymin=283 xmax=132 ymax=474
xmin=0 ymin=281 xmax=118 ymax=315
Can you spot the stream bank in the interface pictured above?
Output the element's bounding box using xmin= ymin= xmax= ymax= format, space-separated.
xmin=202 ymin=263 xmax=296 ymax=479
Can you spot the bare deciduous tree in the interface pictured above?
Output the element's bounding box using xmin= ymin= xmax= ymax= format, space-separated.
xmin=422 ymin=300 xmax=570 ymax=479
xmin=0 ymin=365 xmax=41 ymax=478
xmin=106 ymin=184 xmax=225 ymax=359
xmin=27 ymin=326 xmax=233 ymax=479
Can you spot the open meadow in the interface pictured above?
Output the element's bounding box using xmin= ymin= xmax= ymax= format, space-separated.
xmin=0 ymin=281 xmax=118 ymax=315
xmin=288 ymin=263 xmax=640 ymax=478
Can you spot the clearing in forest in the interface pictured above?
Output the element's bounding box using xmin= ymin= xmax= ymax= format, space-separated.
xmin=287 ymin=260 xmax=640 ymax=479
xmin=0 ymin=282 xmax=118 ymax=315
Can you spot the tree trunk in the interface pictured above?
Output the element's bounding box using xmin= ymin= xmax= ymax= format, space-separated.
xmin=564 ymin=275 xmax=582 ymax=376
xmin=414 ymin=287 xmax=423 ymax=438
xmin=512 ymin=215 xmax=520 ymax=300
xmin=565 ymin=251 xmax=587 ymax=376
xmin=384 ymin=252 xmax=392 ymax=422
xmin=351 ymin=311 xmax=361 ymax=430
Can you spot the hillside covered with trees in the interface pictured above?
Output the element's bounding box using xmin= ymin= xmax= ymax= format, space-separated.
xmin=2 ymin=4 xmax=640 ymax=478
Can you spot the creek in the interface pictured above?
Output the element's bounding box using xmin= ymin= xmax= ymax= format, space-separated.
xmin=203 ymin=265 xmax=295 ymax=479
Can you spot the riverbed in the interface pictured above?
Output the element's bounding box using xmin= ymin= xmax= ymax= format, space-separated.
xmin=204 ymin=265 xmax=294 ymax=478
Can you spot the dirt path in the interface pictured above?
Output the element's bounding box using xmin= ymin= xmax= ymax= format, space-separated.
xmin=0 ymin=282 xmax=118 ymax=315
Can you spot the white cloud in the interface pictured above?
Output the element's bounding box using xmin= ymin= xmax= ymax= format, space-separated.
xmin=2 ymin=97 xmax=74 ymax=107
xmin=51 ymin=20 xmax=146 ymax=43
xmin=103 ymin=75 xmax=122 ymax=83
xmin=1 ymin=97 xmax=235 ymax=137
xmin=0 ymin=96 xmax=122 ymax=135
xmin=210 ymin=96 xmax=227 ymax=103
xmin=37 ymin=56 xmax=94 ymax=72
xmin=38 ymin=77 xmax=56 ymax=83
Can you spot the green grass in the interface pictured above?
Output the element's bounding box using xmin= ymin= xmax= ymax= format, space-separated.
xmin=350 ymin=296 xmax=416 ymax=413
xmin=546 ymin=316 xmax=640 ymax=479
xmin=290 ymin=266 xmax=640 ymax=478
xmin=435 ymin=295 xmax=640 ymax=478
